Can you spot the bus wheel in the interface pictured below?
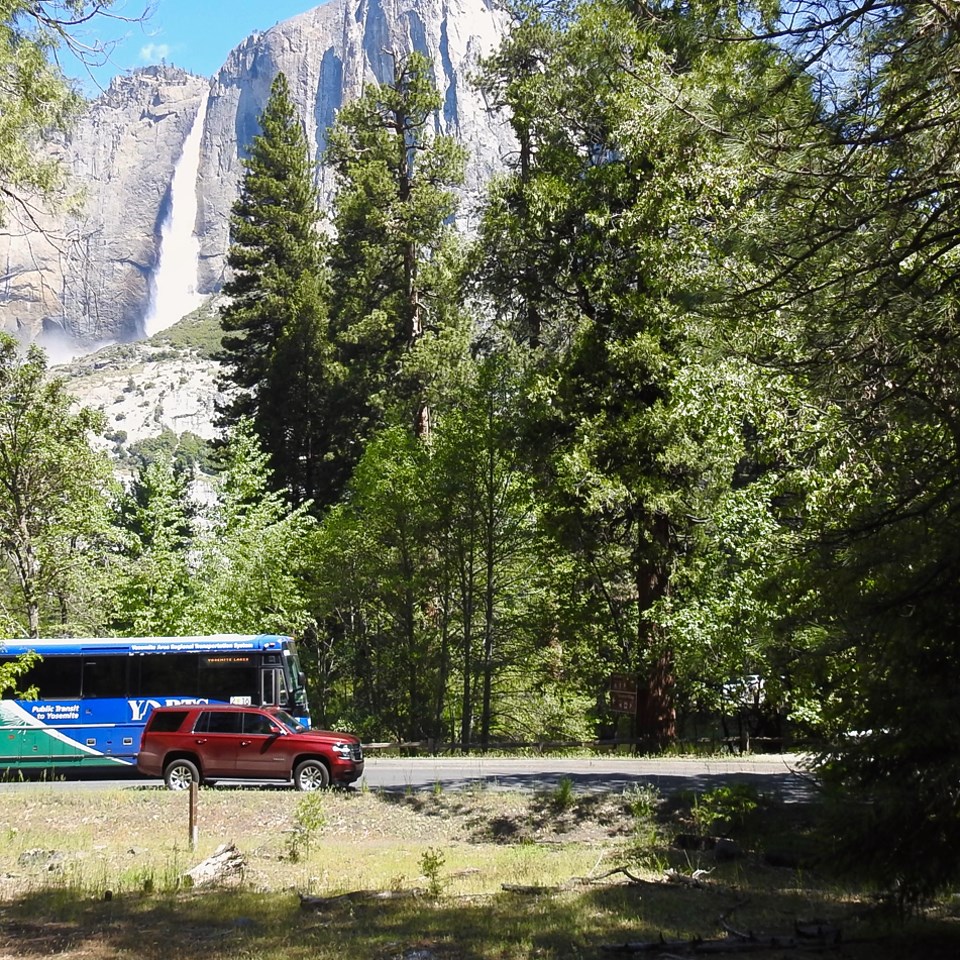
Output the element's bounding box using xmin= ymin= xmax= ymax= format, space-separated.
xmin=164 ymin=758 xmax=200 ymax=791
xmin=294 ymin=759 xmax=329 ymax=792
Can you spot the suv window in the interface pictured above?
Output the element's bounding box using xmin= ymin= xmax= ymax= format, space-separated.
xmin=242 ymin=712 xmax=277 ymax=735
xmin=194 ymin=710 xmax=242 ymax=734
xmin=147 ymin=710 xmax=189 ymax=733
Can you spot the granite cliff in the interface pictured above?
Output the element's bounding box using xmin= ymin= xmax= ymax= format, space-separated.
xmin=0 ymin=0 xmax=510 ymax=352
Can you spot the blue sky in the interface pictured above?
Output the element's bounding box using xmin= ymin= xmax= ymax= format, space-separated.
xmin=72 ymin=0 xmax=323 ymax=91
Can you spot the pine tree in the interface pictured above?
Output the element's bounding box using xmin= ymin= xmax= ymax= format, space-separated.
xmin=323 ymin=51 xmax=467 ymax=473
xmin=217 ymin=71 xmax=330 ymax=506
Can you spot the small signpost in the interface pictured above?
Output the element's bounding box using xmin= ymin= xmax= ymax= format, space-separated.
xmin=189 ymin=781 xmax=199 ymax=849
xmin=609 ymin=673 xmax=638 ymax=715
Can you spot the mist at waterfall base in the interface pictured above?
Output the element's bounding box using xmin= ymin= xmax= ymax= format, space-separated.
xmin=142 ymin=90 xmax=210 ymax=338
xmin=42 ymin=92 xmax=211 ymax=368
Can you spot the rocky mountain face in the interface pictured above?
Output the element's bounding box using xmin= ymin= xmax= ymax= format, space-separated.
xmin=0 ymin=0 xmax=511 ymax=351
xmin=0 ymin=67 xmax=209 ymax=353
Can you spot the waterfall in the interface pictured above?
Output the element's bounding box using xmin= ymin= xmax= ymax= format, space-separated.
xmin=142 ymin=88 xmax=210 ymax=337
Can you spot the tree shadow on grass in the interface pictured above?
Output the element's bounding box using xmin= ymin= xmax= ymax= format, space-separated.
xmin=3 ymin=868 xmax=960 ymax=960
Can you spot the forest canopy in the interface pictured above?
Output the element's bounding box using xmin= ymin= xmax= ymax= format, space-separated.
xmin=2 ymin=0 xmax=959 ymax=903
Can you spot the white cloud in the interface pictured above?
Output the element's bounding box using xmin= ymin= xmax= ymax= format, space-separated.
xmin=140 ymin=43 xmax=172 ymax=63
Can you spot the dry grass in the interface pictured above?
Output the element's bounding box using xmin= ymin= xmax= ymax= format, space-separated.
xmin=1 ymin=781 xmax=959 ymax=959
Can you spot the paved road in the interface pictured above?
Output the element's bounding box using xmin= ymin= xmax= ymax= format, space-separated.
xmin=0 ymin=754 xmax=815 ymax=800
xmin=361 ymin=754 xmax=814 ymax=801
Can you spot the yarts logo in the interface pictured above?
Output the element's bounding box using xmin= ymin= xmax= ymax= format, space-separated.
xmin=128 ymin=698 xmax=207 ymax=721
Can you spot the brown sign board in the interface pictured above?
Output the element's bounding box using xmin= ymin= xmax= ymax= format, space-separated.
xmin=609 ymin=691 xmax=638 ymax=714
xmin=609 ymin=674 xmax=638 ymax=714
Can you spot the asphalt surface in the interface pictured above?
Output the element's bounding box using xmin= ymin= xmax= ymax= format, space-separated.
xmin=0 ymin=754 xmax=815 ymax=800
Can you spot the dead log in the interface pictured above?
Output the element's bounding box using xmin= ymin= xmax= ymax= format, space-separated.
xmin=183 ymin=842 xmax=245 ymax=887
xmin=500 ymin=883 xmax=563 ymax=895
xmin=299 ymin=889 xmax=424 ymax=910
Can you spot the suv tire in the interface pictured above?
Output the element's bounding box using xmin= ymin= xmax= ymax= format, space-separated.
xmin=294 ymin=758 xmax=329 ymax=791
xmin=164 ymin=757 xmax=200 ymax=791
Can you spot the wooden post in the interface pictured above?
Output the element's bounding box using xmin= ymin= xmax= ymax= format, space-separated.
xmin=189 ymin=781 xmax=199 ymax=850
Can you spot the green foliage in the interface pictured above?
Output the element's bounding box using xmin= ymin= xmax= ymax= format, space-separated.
xmin=692 ymin=784 xmax=760 ymax=835
xmin=152 ymin=300 xmax=223 ymax=359
xmin=624 ymin=783 xmax=662 ymax=851
xmin=124 ymin=427 xmax=214 ymax=474
xmin=107 ymin=455 xmax=197 ymax=635
xmin=217 ymin=71 xmax=331 ymax=506
xmin=685 ymin=0 xmax=960 ymax=902
xmin=286 ymin=792 xmax=326 ymax=862
xmin=323 ymin=50 xmax=468 ymax=486
xmin=474 ymin=0 xmax=767 ymax=746
xmin=0 ymin=1 xmax=93 ymax=225
xmin=190 ymin=420 xmax=317 ymax=635
xmin=104 ymin=420 xmax=316 ymax=638
xmin=419 ymin=846 xmax=446 ymax=899
xmin=549 ymin=776 xmax=576 ymax=813
xmin=0 ymin=335 xmax=117 ymax=636
xmin=0 ymin=651 xmax=38 ymax=698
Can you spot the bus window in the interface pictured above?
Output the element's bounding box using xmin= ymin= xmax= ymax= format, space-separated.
xmin=199 ymin=663 xmax=257 ymax=703
xmin=21 ymin=656 xmax=82 ymax=699
xmin=82 ymin=658 xmax=128 ymax=698
xmin=136 ymin=654 xmax=199 ymax=697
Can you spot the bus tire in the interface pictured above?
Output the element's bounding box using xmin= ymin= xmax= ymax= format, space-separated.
xmin=164 ymin=758 xmax=200 ymax=791
xmin=294 ymin=758 xmax=329 ymax=792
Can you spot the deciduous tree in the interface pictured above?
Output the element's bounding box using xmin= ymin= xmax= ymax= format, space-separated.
xmin=0 ymin=335 xmax=114 ymax=636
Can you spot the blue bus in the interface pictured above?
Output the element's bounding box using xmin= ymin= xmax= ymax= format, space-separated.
xmin=0 ymin=634 xmax=310 ymax=774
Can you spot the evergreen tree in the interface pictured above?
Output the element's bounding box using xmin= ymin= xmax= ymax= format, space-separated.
xmin=474 ymin=0 xmax=761 ymax=746
xmin=108 ymin=456 xmax=197 ymax=636
xmin=686 ymin=0 xmax=960 ymax=902
xmin=217 ymin=71 xmax=330 ymax=506
xmin=323 ymin=51 xmax=467 ymax=480
xmin=193 ymin=420 xmax=317 ymax=635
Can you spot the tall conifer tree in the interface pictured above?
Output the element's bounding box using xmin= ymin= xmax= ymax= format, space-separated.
xmin=217 ymin=72 xmax=329 ymax=506
xmin=323 ymin=51 xmax=467 ymax=475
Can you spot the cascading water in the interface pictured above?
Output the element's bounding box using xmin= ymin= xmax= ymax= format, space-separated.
xmin=142 ymin=88 xmax=210 ymax=337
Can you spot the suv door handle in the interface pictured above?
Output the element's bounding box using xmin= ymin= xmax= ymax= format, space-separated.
xmin=194 ymin=738 xmax=208 ymax=744
xmin=240 ymin=740 xmax=251 ymax=746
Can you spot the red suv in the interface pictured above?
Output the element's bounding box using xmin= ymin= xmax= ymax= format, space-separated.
xmin=137 ymin=704 xmax=363 ymax=791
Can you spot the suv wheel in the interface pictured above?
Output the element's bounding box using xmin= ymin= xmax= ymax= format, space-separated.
xmin=164 ymin=758 xmax=200 ymax=791
xmin=294 ymin=758 xmax=329 ymax=791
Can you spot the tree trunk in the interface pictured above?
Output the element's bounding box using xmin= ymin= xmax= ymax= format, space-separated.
xmin=634 ymin=512 xmax=675 ymax=750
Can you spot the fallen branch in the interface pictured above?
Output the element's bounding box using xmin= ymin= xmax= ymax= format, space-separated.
xmin=574 ymin=867 xmax=646 ymax=886
xmin=664 ymin=868 xmax=713 ymax=888
xmin=500 ymin=883 xmax=563 ymax=895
